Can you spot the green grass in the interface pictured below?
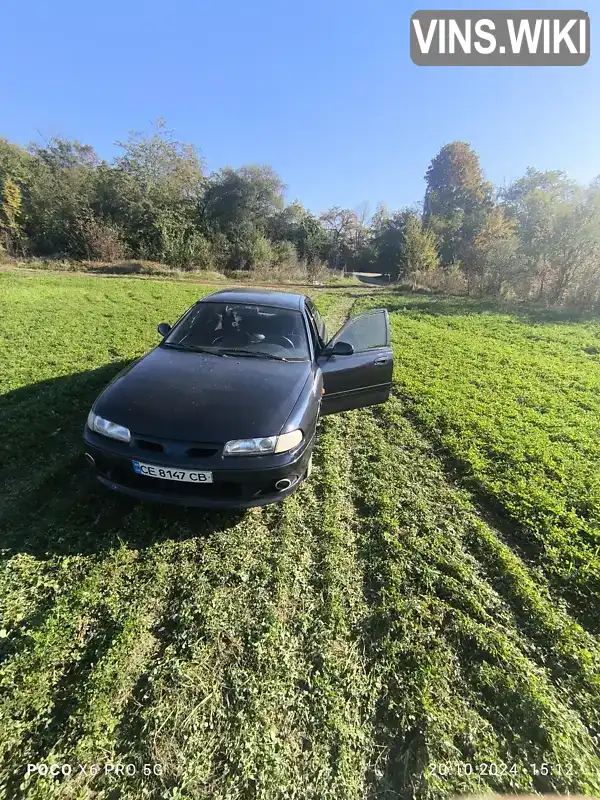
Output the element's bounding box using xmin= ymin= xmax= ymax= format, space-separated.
xmin=1 ymin=272 xmax=599 ymax=799
xmin=354 ymin=293 xmax=600 ymax=631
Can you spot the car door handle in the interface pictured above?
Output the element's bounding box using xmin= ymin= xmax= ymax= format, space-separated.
xmin=373 ymin=356 xmax=388 ymax=365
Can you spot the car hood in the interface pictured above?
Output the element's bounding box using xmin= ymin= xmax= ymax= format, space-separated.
xmin=94 ymin=346 xmax=312 ymax=442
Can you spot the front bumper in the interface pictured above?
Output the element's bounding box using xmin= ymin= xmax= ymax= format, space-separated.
xmin=83 ymin=429 xmax=314 ymax=509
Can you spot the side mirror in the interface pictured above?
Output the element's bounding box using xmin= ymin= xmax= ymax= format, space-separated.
xmin=325 ymin=340 xmax=354 ymax=356
xmin=157 ymin=322 xmax=171 ymax=337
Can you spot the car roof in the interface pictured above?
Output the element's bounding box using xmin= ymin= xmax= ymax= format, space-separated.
xmin=200 ymin=288 xmax=305 ymax=311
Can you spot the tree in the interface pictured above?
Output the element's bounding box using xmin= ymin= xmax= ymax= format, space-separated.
xmin=460 ymin=206 xmax=516 ymax=295
xmin=480 ymin=232 xmax=522 ymax=297
xmin=545 ymin=187 xmax=600 ymax=303
xmin=0 ymin=177 xmax=24 ymax=255
xmin=347 ymin=203 xmax=372 ymax=271
xmin=372 ymin=209 xmax=412 ymax=281
xmin=319 ymin=207 xmax=360 ymax=270
xmin=424 ymin=142 xmax=493 ymax=267
xmin=425 ymin=141 xmax=492 ymax=219
xmin=114 ymin=119 xmax=204 ymax=205
xmin=370 ymin=203 xmax=389 ymax=236
xmin=30 ymin=137 xmax=99 ymax=171
xmin=402 ymin=213 xmax=439 ymax=288
xmin=5 ymin=124 xmax=600 ymax=306
xmin=267 ymin=202 xmax=328 ymax=263
xmin=202 ymin=165 xmax=284 ymax=233
xmin=157 ymin=214 xmax=211 ymax=270
xmin=201 ymin=165 xmax=285 ymax=268
xmin=0 ymin=139 xmax=30 ymax=187
xmin=24 ymin=137 xmax=98 ymax=256
xmin=113 ymin=120 xmax=205 ymax=260
xmin=296 ymin=211 xmax=329 ymax=264
xmin=502 ymin=169 xmax=579 ymax=300
xmin=0 ymin=139 xmax=34 ymax=255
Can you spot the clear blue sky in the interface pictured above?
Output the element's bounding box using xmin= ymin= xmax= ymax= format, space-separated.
xmin=1 ymin=0 xmax=596 ymax=215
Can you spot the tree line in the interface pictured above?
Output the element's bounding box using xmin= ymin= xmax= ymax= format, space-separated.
xmin=1 ymin=121 xmax=600 ymax=305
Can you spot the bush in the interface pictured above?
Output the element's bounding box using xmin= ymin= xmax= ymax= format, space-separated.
xmin=411 ymin=264 xmax=468 ymax=295
xmin=248 ymin=256 xmax=333 ymax=285
xmin=247 ymin=235 xmax=274 ymax=269
xmin=306 ymin=259 xmax=330 ymax=283
xmin=208 ymin=233 xmax=232 ymax=271
xmin=272 ymin=240 xmax=297 ymax=265
xmin=178 ymin=231 xmax=212 ymax=271
xmin=159 ymin=220 xmax=213 ymax=270
xmin=73 ymin=216 xmax=127 ymax=262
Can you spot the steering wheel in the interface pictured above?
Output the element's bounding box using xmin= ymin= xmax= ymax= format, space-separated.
xmin=264 ymin=335 xmax=295 ymax=350
xmin=211 ymin=331 xmax=252 ymax=346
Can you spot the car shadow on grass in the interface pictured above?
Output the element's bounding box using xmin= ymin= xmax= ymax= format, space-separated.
xmin=0 ymin=363 xmax=245 ymax=558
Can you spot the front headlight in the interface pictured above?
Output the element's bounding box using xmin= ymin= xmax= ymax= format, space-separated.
xmin=223 ymin=429 xmax=303 ymax=456
xmin=87 ymin=411 xmax=131 ymax=443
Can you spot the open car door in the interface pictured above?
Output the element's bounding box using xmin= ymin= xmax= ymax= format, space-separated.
xmin=319 ymin=309 xmax=393 ymax=416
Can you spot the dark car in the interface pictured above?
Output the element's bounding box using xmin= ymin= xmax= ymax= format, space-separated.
xmin=83 ymin=289 xmax=393 ymax=508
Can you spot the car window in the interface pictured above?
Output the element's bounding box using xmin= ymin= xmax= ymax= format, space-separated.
xmin=313 ymin=308 xmax=326 ymax=342
xmin=306 ymin=300 xmax=326 ymax=343
xmin=164 ymin=302 xmax=310 ymax=360
xmin=337 ymin=312 xmax=388 ymax=353
xmin=304 ymin=309 xmax=320 ymax=356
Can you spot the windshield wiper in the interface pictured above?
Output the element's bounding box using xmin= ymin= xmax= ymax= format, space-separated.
xmin=216 ymin=348 xmax=290 ymax=362
xmin=162 ymin=343 xmax=227 ymax=356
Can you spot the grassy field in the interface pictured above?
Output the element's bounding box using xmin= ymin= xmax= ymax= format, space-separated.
xmin=0 ymin=257 xmax=362 ymax=287
xmin=1 ymin=271 xmax=600 ymax=799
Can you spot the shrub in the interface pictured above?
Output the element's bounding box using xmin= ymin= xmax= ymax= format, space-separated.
xmin=411 ymin=264 xmax=468 ymax=295
xmin=159 ymin=220 xmax=212 ymax=270
xmin=73 ymin=216 xmax=127 ymax=262
xmin=272 ymin=240 xmax=297 ymax=265
xmin=249 ymin=255 xmax=333 ymax=285
xmin=306 ymin=259 xmax=330 ymax=284
xmin=247 ymin=235 xmax=274 ymax=269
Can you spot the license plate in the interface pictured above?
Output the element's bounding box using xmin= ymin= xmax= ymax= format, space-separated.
xmin=132 ymin=460 xmax=213 ymax=483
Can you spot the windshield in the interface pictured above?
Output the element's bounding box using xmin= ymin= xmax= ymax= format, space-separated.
xmin=163 ymin=302 xmax=310 ymax=361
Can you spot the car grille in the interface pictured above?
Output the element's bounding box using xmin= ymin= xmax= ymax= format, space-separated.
xmin=137 ymin=439 xmax=164 ymax=453
xmin=186 ymin=447 xmax=219 ymax=458
xmin=132 ymin=438 xmax=221 ymax=459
